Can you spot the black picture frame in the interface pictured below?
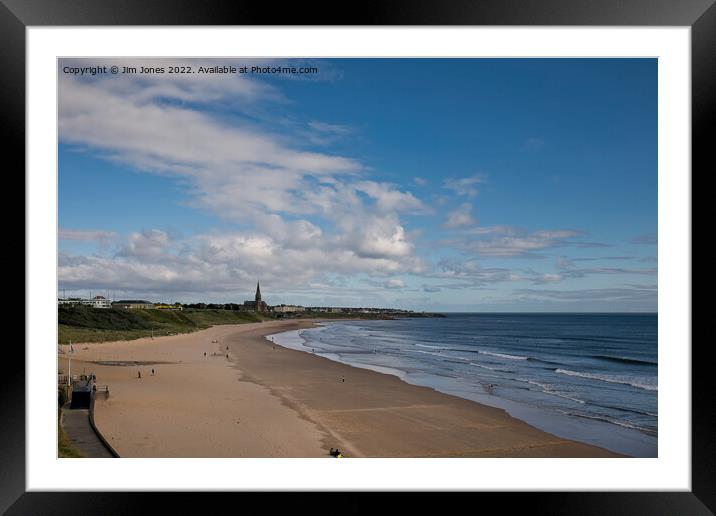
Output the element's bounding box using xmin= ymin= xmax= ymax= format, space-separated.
xmin=5 ymin=0 xmax=707 ymax=512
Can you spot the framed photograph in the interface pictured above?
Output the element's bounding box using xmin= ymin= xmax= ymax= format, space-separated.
xmin=7 ymin=0 xmax=708 ymax=512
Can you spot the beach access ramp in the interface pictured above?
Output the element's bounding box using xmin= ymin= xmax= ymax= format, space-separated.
xmin=61 ymin=374 xmax=118 ymax=457
xmin=61 ymin=408 xmax=115 ymax=458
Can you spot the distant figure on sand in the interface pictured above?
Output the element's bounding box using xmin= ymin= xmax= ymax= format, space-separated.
xmin=204 ymin=352 xmax=207 ymax=357
xmin=329 ymin=448 xmax=343 ymax=458
xmin=137 ymin=371 xmax=141 ymax=379
xmin=340 ymin=376 xmax=345 ymax=383
xmin=151 ymin=368 xmax=155 ymax=376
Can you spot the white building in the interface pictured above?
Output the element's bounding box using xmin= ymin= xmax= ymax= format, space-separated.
xmin=83 ymin=295 xmax=112 ymax=309
xmin=58 ymin=295 xmax=112 ymax=308
xmin=58 ymin=297 xmax=83 ymax=306
xmin=272 ymin=304 xmax=306 ymax=313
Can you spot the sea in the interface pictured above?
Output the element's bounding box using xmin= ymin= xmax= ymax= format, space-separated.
xmin=269 ymin=313 xmax=658 ymax=457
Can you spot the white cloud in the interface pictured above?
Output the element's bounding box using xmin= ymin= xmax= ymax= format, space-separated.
xmin=535 ymin=273 xmax=562 ymax=283
xmin=255 ymin=215 xmax=323 ymax=250
xmin=58 ymin=65 xmax=426 ymax=230
xmin=59 ymin=71 xmax=363 ymax=225
xmin=353 ymin=181 xmax=430 ymax=214
xmin=451 ymin=226 xmax=581 ymax=257
xmin=556 ymin=255 xmax=575 ymax=270
xmin=59 ymin=223 xmax=426 ymax=297
xmin=339 ymin=213 xmax=418 ymax=261
xmin=59 ymin=228 xmax=116 ymax=242
xmin=630 ymin=233 xmax=657 ymax=245
xmin=554 ymin=254 xmax=657 ymax=278
xmin=58 ymin=60 xmax=431 ymax=295
xmin=307 ymin=120 xmax=351 ymax=135
xmin=443 ymin=203 xmax=476 ymax=229
xmin=118 ymin=229 xmax=171 ymax=258
xmin=431 ymin=259 xmax=515 ymax=285
xmin=303 ymin=120 xmax=354 ymax=145
xmin=514 ymin=286 xmax=657 ymax=303
xmin=443 ymin=174 xmax=486 ymax=198
xmin=61 ymin=58 xmax=281 ymax=105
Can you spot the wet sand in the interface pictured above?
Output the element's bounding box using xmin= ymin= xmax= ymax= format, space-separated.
xmin=58 ymin=319 xmax=622 ymax=457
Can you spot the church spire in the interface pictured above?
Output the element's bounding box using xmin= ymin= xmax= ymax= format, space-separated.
xmin=255 ymin=281 xmax=262 ymax=303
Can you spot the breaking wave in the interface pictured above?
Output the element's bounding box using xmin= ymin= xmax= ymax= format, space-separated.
xmin=591 ymin=355 xmax=657 ymax=366
xmin=555 ymin=369 xmax=657 ymax=391
xmin=479 ymin=350 xmax=529 ymax=361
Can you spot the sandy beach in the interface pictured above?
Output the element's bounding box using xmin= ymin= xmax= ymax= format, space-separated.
xmin=58 ymin=320 xmax=622 ymax=457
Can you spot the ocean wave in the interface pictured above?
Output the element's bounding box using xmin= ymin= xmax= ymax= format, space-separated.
xmin=469 ymin=333 xmax=644 ymax=346
xmin=479 ymin=350 xmax=529 ymax=360
xmin=412 ymin=349 xmax=444 ymax=357
xmin=524 ymin=379 xmax=551 ymax=390
xmin=591 ymin=355 xmax=657 ymax=366
xmin=548 ymin=391 xmax=586 ymax=404
xmin=415 ymin=343 xmax=448 ymax=350
xmin=469 ymin=362 xmax=512 ymax=372
xmin=447 ymin=355 xmax=472 ymax=362
xmin=595 ymin=403 xmax=658 ymax=418
xmin=516 ymin=378 xmax=586 ymax=404
xmin=555 ymin=368 xmax=658 ymax=391
xmin=559 ymin=410 xmax=658 ymax=436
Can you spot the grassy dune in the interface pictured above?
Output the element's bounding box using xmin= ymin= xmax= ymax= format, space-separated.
xmin=58 ymin=306 xmax=268 ymax=344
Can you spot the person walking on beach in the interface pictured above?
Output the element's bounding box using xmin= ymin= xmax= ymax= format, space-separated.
xmin=151 ymin=368 xmax=155 ymax=376
xmin=137 ymin=371 xmax=141 ymax=379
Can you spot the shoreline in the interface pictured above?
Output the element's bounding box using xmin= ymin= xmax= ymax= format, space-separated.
xmin=232 ymin=321 xmax=623 ymax=457
xmin=270 ymin=321 xmax=655 ymax=457
xmin=60 ymin=319 xmax=623 ymax=457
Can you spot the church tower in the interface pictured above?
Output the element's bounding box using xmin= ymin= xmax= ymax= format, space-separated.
xmin=255 ymin=281 xmax=263 ymax=312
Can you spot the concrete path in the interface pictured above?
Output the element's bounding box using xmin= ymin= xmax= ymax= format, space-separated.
xmin=62 ymin=408 xmax=115 ymax=458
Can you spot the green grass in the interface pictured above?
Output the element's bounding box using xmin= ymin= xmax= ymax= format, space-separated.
xmin=58 ymin=409 xmax=85 ymax=458
xmin=58 ymin=306 xmax=270 ymax=344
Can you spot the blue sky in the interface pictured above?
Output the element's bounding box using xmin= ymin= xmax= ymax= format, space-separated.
xmin=58 ymin=58 xmax=657 ymax=311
